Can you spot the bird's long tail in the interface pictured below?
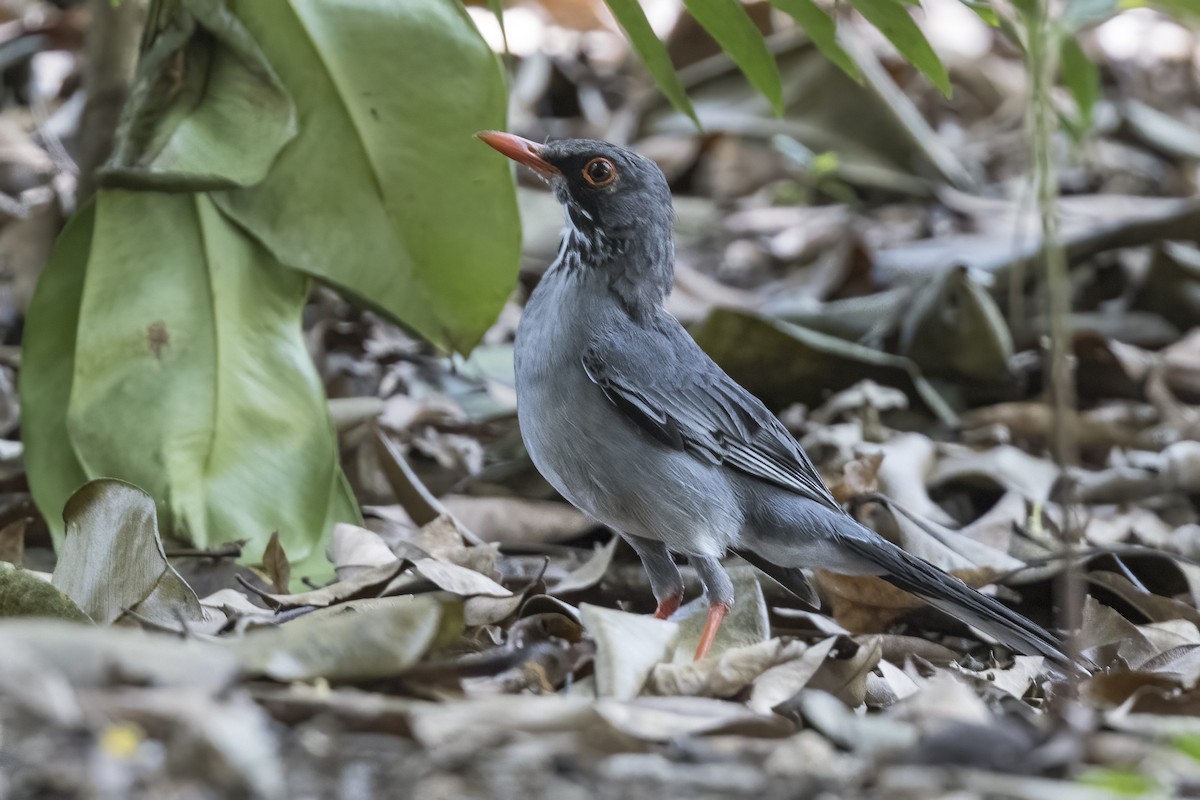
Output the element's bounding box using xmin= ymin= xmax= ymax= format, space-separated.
xmin=835 ymin=532 xmax=1085 ymax=673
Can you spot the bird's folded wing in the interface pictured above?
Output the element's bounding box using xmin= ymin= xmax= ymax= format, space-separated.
xmin=582 ymin=345 xmax=842 ymax=513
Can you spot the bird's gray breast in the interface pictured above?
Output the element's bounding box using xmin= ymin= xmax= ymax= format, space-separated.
xmin=513 ymin=270 xmax=740 ymax=556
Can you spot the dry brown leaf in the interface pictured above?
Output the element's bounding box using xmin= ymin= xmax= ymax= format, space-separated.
xmin=440 ymin=494 xmax=593 ymax=544
xmin=814 ymin=567 xmax=1004 ymax=633
xmin=261 ymin=532 xmax=290 ymax=594
xmin=261 ymin=562 xmax=404 ymax=609
xmin=833 ymin=451 xmax=884 ymax=504
xmin=0 ymin=518 xmax=25 ymax=565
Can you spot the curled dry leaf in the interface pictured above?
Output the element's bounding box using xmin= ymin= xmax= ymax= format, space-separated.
xmin=550 ymin=536 xmax=620 ymax=595
xmin=51 ymin=479 xmax=205 ymax=626
xmin=411 ymin=557 xmax=511 ymax=598
xmin=330 ymin=522 xmax=400 ymax=580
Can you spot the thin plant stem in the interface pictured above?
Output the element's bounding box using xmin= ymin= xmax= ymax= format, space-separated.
xmin=1026 ymin=0 xmax=1084 ymax=688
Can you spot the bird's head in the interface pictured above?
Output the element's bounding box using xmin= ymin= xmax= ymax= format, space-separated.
xmin=476 ymin=132 xmax=673 ymax=240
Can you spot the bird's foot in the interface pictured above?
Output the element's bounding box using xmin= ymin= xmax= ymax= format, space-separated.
xmin=693 ymin=602 xmax=730 ymax=660
xmin=652 ymin=590 xmax=684 ymax=620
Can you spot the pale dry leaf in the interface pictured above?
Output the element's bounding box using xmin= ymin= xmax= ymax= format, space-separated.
xmin=330 ymin=522 xmax=399 ymax=580
xmin=747 ymin=636 xmax=839 ymax=713
xmin=888 ymin=670 xmax=993 ymax=732
xmin=650 ymin=638 xmax=797 ymax=699
xmin=594 ymin=696 xmax=792 ymax=742
xmin=411 ymin=557 xmax=511 ymax=598
xmin=407 ymin=695 xmax=602 ymax=752
xmin=669 ymin=567 xmax=769 ymax=662
xmin=552 ymin=537 xmax=620 ymax=595
xmin=865 ymin=657 xmax=921 ymax=708
xmin=930 ymin=444 xmax=1061 ymax=502
xmin=441 ymin=494 xmax=593 ymax=544
xmin=870 ymin=433 xmax=958 ymax=527
xmin=796 ymin=689 xmax=919 ymax=754
xmin=581 ymin=603 xmax=678 ymax=700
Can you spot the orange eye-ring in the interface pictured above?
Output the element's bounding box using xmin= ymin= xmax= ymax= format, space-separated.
xmin=583 ymin=157 xmax=618 ymax=187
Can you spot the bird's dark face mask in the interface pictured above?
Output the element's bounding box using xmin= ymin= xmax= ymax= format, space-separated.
xmin=476 ymin=132 xmax=672 ymax=240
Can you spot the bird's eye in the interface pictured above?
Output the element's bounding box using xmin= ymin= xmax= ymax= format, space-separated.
xmin=582 ymin=157 xmax=617 ymax=187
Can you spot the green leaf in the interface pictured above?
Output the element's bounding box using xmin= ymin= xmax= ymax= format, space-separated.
xmin=604 ymin=0 xmax=700 ymax=125
xmin=1060 ymin=36 xmax=1099 ymax=135
xmin=681 ymin=0 xmax=784 ymax=114
xmin=62 ymin=191 xmax=356 ymax=580
xmin=21 ymin=204 xmax=93 ymax=548
xmin=214 ymin=0 xmax=520 ymax=353
xmin=846 ymin=0 xmax=951 ymax=96
xmin=0 ymin=562 xmax=92 ymax=622
xmin=103 ymin=0 xmax=297 ymax=190
xmin=1076 ymin=768 xmax=1157 ymax=796
xmin=52 ymin=479 xmax=204 ymax=626
xmin=1144 ymin=0 xmax=1200 ymax=24
xmin=770 ymin=0 xmax=861 ymax=82
xmin=958 ymin=0 xmax=1000 ymax=26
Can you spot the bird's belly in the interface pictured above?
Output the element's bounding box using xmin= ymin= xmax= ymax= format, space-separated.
xmin=516 ymin=362 xmax=740 ymax=557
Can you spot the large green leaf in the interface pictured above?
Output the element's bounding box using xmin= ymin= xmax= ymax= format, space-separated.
xmin=770 ymin=0 xmax=861 ymax=82
xmin=103 ymin=0 xmax=296 ymax=190
xmin=214 ymin=0 xmax=520 ymax=353
xmin=681 ymin=0 xmax=784 ymax=115
xmin=20 ymin=204 xmax=93 ymax=547
xmin=604 ymin=0 xmax=699 ymax=125
xmin=63 ymin=191 xmax=357 ymax=579
xmin=847 ymin=0 xmax=950 ymax=97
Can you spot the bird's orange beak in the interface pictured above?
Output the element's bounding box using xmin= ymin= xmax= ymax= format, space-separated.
xmin=476 ymin=131 xmax=560 ymax=181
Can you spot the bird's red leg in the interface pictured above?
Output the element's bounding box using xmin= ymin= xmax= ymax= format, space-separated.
xmin=693 ymin=602 xmax=730 ymax=660
xmin=653 ymin=590 xmax=684 ymax=620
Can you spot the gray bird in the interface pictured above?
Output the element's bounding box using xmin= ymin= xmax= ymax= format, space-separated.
xmin=478 ymin=131 xmax=1073 ymax=668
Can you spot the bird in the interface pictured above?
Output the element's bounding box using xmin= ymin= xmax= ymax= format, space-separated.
xmin=477 ymin=131 xmax=1076 ymax=670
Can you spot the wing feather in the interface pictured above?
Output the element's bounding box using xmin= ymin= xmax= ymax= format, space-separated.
xmin=583 ymin=341 xmax=842 ymax=512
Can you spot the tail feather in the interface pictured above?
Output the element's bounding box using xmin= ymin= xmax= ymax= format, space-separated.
xmin=836 ymin=532 xmax=1086 ymax=673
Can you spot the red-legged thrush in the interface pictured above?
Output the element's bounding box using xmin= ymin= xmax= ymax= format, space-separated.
xmin=479 ymin=131 xmax=1080 ymax=670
